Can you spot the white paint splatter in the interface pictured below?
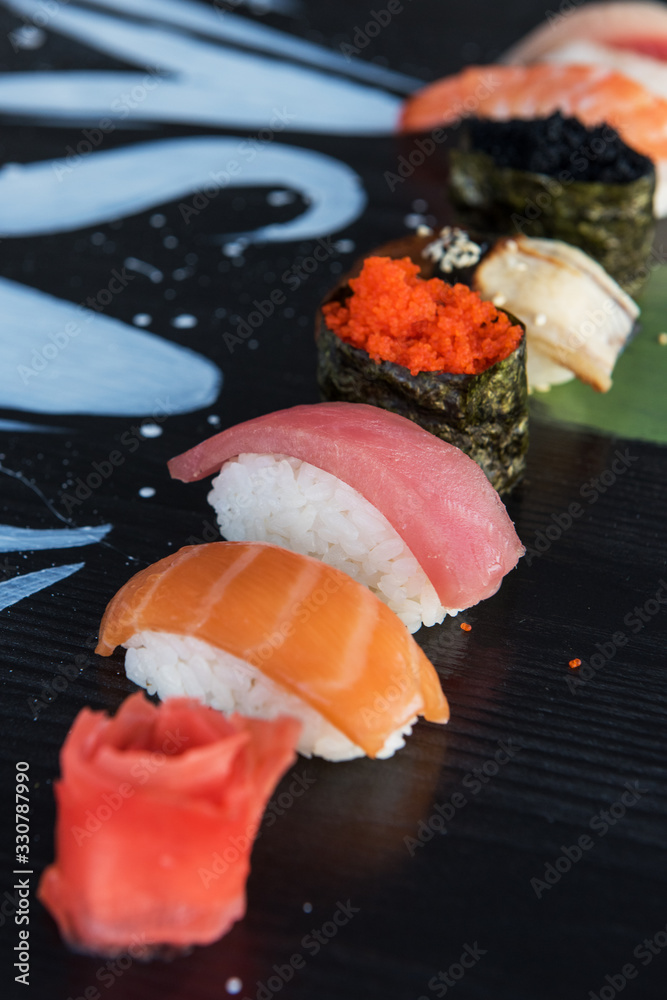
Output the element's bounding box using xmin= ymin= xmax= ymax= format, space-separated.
xmin=139 ymin=423 xmax=163 ymax=438
xmin=225 ymin=978 xmax=243 ymax=996
xmin=0 ymin=523 xmax=112 ymax=552
xmin=267 ymin=189 xmax=295 ymax=206
xmin=132 ymin=313 xmax=152 ymax=327
xmin=124 ymin=257 xmax=164 ymax=283
xmin=0 ymin=562 xmax=85 ymax=612
xmin=0 ymin=139 xmax=366 ymax=244
xmin=171 ymin=314 xmax=197 ymax=329
xmin=138 ymin=486 xmax=156 ymax=497
xmin=207 ymin=414 xmax=220 ymax=426
xmin=0 ymin=277 xmax=222 ymax=416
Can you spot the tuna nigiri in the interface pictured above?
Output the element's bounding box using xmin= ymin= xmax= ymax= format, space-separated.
xmin=96 ymin=541 xmax=450 ymax=761
xmin=168 ymin=403 xmax=524 ymax=633
xmin=400 ymin=63 xmax=667 ymax=216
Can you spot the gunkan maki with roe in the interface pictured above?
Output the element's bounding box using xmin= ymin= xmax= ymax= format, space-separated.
xmin=449 ymin=112 xmax=655 ymax=296
xmin=363 ymin=225 xmax=637 ymax=395
xmin=316 ymin=251 xmax=528 ymax=494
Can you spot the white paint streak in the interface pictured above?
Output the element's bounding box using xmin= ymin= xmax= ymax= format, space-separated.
xmin=0 ymin=138 xmax=366 ymax=243
xmin=0 ymin=277 xmax=222 ymax=416
xmin=79 ymin=0 xmax=419 ymax=92
xmin=0 ymin=419 xmax=68 ymax=433
xmin=0 ymin=562 xmax=85 ymax=612
xmin=0 ymin=0 xmax=400 ymax=133
xmin=0 ymin=523 xmax=112 ymax=552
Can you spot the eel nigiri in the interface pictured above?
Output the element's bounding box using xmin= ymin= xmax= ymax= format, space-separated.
xmin=38 ymin=692 xmax=300 ymax=956
xmin=472 ymin=235 xmax=639 ymax=392
xmin=96 ymin=541 xmax=450 ymax=761
xmin=400 ymin=63 xmax=667 ymax=216
xmin=168 ymin=403 xmax=525 ymax=633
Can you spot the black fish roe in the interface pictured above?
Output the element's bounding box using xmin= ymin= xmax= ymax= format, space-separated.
xmin=466 ymin=112 xmax=652 ymax=183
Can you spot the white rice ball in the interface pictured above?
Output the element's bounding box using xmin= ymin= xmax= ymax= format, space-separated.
xmin=124 ymin=630 xmax=416 ymax=762
xmin=207 ymin=453 xmax=460 ymax=633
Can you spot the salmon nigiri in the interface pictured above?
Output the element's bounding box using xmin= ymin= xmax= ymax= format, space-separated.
xmin=400 ymin=63 xmax=667 ymax=216
xmin=96 ymin=542 xmax=449 ymax=761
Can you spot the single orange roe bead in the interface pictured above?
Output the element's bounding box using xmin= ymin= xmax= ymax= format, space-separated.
xmin=322 ymin=256 xmax=523 ymax=376
xmin=460 ymin=622 xmax=472 ymax=632
xmin=569 ymin=658 xmax=581 ymax=669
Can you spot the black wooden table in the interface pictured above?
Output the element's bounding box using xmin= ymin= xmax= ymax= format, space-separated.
xmin=1 ymin=2 xmax=666 ymax=998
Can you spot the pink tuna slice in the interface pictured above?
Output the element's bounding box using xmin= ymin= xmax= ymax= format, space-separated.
xmin=168 ymin=403 xmax=524 ymax=611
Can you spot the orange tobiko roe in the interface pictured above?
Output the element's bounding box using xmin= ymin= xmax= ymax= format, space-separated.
xmin=322 ymin=256 xmax=523 ymax=376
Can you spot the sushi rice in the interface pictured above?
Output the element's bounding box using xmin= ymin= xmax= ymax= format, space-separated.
xmin=125 ymin=630 xmax=416 ymax=762
xmin=208 ymin=453 xmax=457 ymax=633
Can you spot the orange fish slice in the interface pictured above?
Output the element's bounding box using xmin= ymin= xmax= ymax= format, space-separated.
xmin=97 ymin=542 xmax=449 ymax=759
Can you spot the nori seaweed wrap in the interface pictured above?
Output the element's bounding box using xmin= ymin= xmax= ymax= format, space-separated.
xmin=316 ymin=233 xmax=528 ymax=494
xmin=449 ymin=113 xmax=655 ymax=297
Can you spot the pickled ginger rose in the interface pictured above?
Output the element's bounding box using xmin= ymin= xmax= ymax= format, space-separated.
xmin=38 ymin=692 xmax=300 ymax=956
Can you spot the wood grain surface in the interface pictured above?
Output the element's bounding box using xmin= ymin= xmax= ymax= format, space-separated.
xmin=0 ymin=3 xmax=666 ymax=999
